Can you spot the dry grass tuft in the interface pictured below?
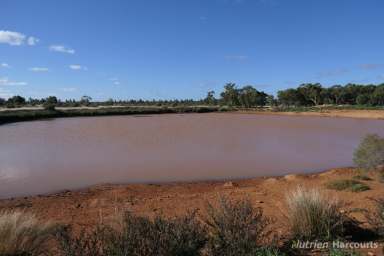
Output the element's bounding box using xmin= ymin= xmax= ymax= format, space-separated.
xmin=286 ymin=187 xmax=347 ymax=241
xmin=0 ymin=210 xmax=57 ymax=256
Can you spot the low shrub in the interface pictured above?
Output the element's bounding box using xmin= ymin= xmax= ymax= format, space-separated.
xmin=106 ymin=211 xmax=206 ymax=256
xmin=326 ymin=180 xmax=370 ymax=192
xmin=205 ymin=196 xmax=272 ymax=256
xmin=56 ymin=226 xmax=105 ymax=256
xmin=286 ymin=187 xmax=347 ymax=241
xmin=58 ymin=211 xmax=207 ymax=256
xmin=0 ymin=211 xmax=57 ymax=256
xmin=353 ymin=134 xmax=384 ymax=171
xmin=366 ymin=198 xmax=384 ymax=237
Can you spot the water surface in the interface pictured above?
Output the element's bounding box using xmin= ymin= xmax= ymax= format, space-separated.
xmin=1 ymin=113 xmax=383 ymax=198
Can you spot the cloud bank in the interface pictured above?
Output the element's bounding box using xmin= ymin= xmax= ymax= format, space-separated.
xmin=0 ymin=30 xmax=39 ymax=46
xmin=50 ymin=45 xmax=75 ymax=54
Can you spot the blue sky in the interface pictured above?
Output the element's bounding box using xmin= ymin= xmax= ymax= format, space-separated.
xmin=0 ymin=0 xmax=383 ymax=100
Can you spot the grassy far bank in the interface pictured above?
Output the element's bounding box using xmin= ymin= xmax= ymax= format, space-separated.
xmin=2 ymin=104 xmax=384 ymax=125
xmin=0 ymin=105 xmax=227 ymax=125
xmin=2 ymin=82 xmax=384 ymax=125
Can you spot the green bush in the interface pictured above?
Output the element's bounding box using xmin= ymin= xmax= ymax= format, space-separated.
xmin=286 ymin=187 xmax=348 ymax=241
xmin=205 ymin=196 xmax=272 ymax=256
xmin=326 ymin=180 xmax=370 ymax=192
xmin=353 ymin=134 xmax=384 ymax=171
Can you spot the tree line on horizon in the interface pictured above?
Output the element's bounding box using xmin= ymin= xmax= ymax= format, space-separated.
xmin=1 ymin=82 xmax=384 ymax=109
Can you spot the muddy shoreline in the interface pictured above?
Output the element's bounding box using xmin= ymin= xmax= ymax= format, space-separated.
xmin=0 ymin=168 xmax=381 ymax=229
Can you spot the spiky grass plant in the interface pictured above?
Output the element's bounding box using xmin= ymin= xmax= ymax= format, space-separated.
xmin=286 ymin=187 xmax=347 ymax=241
xmin=0 ymin=211 xmax=57 ymax=256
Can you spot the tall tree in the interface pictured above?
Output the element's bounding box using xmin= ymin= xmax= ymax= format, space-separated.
xmin=204 ymin=91 xmax=216 ymax=105
xmin=80 ymin=95 xmax=92 ymax=106
xmin=277 ymin=88 xmax=304 ymax=106
xmin=220 ymin=83 xmax=239 ymax=106
xmin=297 ymin=83 xmax=323 ymax=105
xmin=371 ymin=85 xmax=384 ymax=105
xmin=7 ymin=95 xmax=26 ymax=106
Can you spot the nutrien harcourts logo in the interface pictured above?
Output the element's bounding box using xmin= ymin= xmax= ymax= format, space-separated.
xmin=292 ymin=240 xmax=379 ymax=250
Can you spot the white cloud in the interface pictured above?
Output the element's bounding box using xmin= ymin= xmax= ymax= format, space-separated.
xmin=0 ymin=30 xmax=38 ymax=46
xmin=29 ymin=67 xmax=49 ymax=72
xmin=0 ymin=31 xmax=25 ymax=45
xmin=27 ymin=36 xmax=39 ymax=46
xmin=61 ymin=87 xmax=77 ymax=92
xmin=0 ymin=77 xmax=27 ymax=86
xmin=49 ymin=45 xmax=75 ymax=54
xmin=109 ymin=77 xmax=121 ymax=85
xmin=0 ymin=63 xmax=10 ymax=68
xmin=69 ymin=65 xmax=87 ymax=71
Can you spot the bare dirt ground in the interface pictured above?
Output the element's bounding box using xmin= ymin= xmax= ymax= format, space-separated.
xmin=1 ymin=168 xmax=383 ymax=255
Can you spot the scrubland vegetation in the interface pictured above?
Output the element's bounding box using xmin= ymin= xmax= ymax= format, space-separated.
xmin=2 ymin=188 xmax=384 ymax=256
xmin=1 ymin=82 xmax=384 ymax=125
xmin=2 ymin=82 xmax=384 ymax=109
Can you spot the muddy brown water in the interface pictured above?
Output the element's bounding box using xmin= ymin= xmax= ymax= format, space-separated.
xmin=0 ymin=113 xmax=383 ymax=199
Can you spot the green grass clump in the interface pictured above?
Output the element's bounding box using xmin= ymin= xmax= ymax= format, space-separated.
xmin=326 ymin=180 xmax=370 ymax=192
xmin=286 ymin=187 xmax=348 ymax=241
